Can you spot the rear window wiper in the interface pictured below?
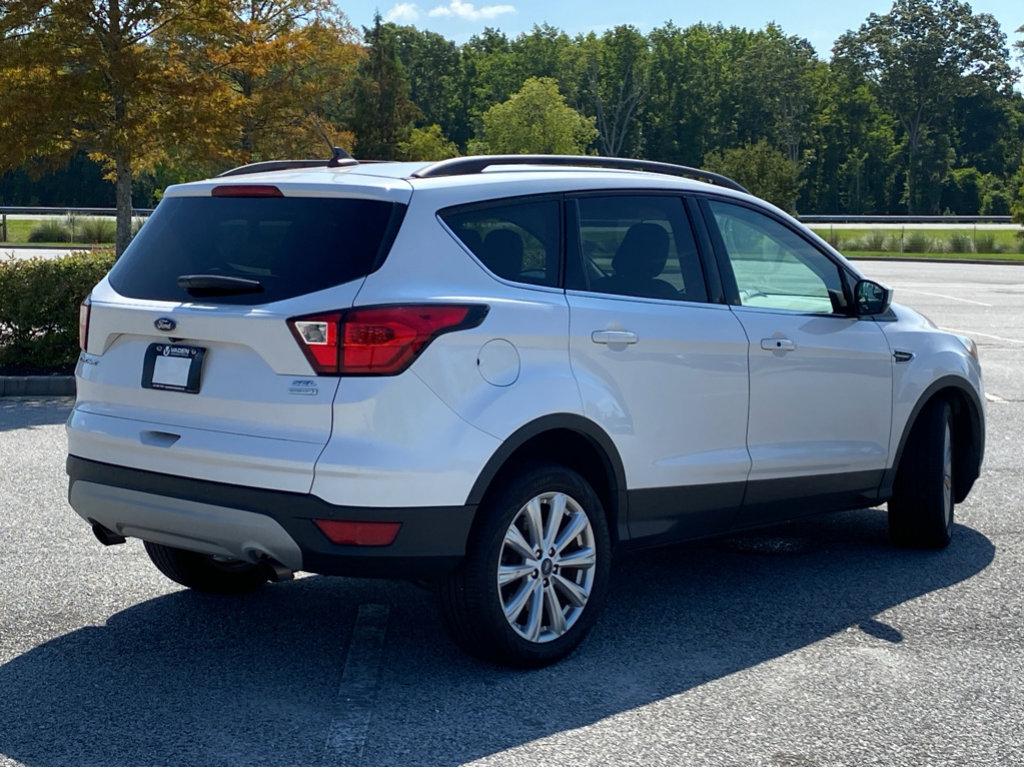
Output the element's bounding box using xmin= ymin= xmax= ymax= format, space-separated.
xmin=177 ymin=274 xmax=264 ymax=295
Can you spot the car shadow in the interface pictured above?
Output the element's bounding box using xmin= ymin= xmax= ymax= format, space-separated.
xmin=0 ymin=509 xmax=995 ymax=766
xmin=0 ymin=397 xmax=72 ymax=432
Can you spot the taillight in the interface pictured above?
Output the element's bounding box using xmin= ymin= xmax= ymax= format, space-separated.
xmin=79 ymin=296 xmax=91 ymax=351
xmin=288 ymin=304 xmax=487 ymax=376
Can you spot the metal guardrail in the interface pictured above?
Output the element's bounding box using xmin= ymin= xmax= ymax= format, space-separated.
xmin=0 ymin=206 xmax=155 ymax=216
xmin=800 ymin=214 xmax=1014 ymax=224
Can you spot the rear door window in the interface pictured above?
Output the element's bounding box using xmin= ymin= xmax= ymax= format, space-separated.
xmin=572 ymin=195 xmax=708 ymax=303
xmin=109 ymin=196 xmax=402 ymax=305
xmin=440 ymin=198 xmax=560 ymax=287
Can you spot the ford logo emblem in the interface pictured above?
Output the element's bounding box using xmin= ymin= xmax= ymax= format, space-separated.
xmin=154 ymin=317 xmax=177 ymax=332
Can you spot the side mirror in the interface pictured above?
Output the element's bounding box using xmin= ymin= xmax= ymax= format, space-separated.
xmin=854 ymin=279 xmax=893 ymax=316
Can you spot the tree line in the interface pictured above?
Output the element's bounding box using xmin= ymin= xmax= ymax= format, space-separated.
xmin=1 ymin=0 xmax=1022 ymax=254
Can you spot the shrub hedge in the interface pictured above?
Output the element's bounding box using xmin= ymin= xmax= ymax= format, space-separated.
xmin=0 ymin=250 xmax=115 ymax=374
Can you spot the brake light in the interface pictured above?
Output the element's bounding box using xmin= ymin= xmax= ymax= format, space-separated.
xmin=315 ymin=519 xmax=401 ymax=546
xmin=288 ymin=304 xmax=487 ymax=376
xmin=79 ymin=296 xmax=91 ymax=351
xmin=211 ymin=184 xmax=283 ymax=197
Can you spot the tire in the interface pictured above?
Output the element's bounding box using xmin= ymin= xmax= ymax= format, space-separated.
xmin=888 ymin=399 xmax=955 ymax=549
xmin=439 ymin=463 xmax=612 ymax=667
xmin=144 ymin=541 xmax=268 ymax=593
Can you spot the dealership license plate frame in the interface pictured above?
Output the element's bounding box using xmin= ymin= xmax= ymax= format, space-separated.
xmin=141 ymin=343 xmax=206 ymax=394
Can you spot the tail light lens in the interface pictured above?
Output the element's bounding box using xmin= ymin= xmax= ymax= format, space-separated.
xmin=79 ymin=296 xmax=91 ymax=351
xmin=288 ymin=304 xmax=487 ymax=376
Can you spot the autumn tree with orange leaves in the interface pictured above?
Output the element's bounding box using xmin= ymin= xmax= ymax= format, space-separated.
xmin=165 ymin=0 xmax=361 ymax=170
xmin=0 ymin=1 xmax=221 ymax=254
xmin=0 ymin=1 xmax=361 ymax=255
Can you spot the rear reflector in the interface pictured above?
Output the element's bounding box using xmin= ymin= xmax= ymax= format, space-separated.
xmin=315 ymin=520 xmax=401 ymax=547
xmin=288 ymin=304 xmax=488 ymax=376
xmin=211 ymin=184 xmax=283 ymax=197
xmin=79 ymin=295 xmax=91 ymax=352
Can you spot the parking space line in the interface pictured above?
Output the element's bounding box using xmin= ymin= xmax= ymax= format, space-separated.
xmin=324 ymin=603 xmax=390 ymax=761
xmin=893 ymin=287 xmax=992 ymax=307
xmin=942 ymin=327 xmax=1024 ymax=345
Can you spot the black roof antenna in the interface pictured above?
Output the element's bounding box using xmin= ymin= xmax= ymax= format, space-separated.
xmin=328 ymin=146 xmax=353 ymax=167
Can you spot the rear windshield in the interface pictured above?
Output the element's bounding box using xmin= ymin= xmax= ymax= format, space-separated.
xmin=109 ymin=196 xmax=402 ymax=305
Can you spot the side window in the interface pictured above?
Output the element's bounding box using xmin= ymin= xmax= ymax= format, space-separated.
xmin=574 ymin=195 xmax=708 ymax=303
xmin=708 ymin=200 xmax=843 ymax=314
xmin=441 ymin=198 xmax=560 ymax=287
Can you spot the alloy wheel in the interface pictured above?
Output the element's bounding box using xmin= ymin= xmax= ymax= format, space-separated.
xmin=497 ymin=491 xmax=597 ymax=643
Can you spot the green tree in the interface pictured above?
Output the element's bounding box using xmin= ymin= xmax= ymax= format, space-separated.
xmin=735 ymin=25 xmax=819 ymax=163
xmin=1011 ymin=167 xmax=1024 ymax=230
xmin=645 ymin=23 xmax=726 ymax=166
xmin=978 ymin=172 xmax=1012 ymax=214
xmin=801 ymin=63 xmax=897 ymax=214
xmin=834 ymin=0 xmax=1017 ymax=213
xmin=347 ymin=13 xmax=418 ymax=159
xmin=940 ymin=167 xmax=983 ymax=213
xmin=0 ymin=0 xmax=216 ymax=255
xmin=579 ymin=26 xmax=649 ymax=157
xmin=391 ymin=25 xmax=464 ymax=142
xmin=705 ymin=140 xmax=804 ymax=213
xmin=461 ymin=25 xmax=581 ymax=140
xmin=470 ymin=77 xmax=597 ymax=155
xmin=398 ymin=125 xmax=459 ymax=161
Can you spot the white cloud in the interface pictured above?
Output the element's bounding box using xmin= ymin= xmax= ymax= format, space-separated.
xmin=384 ymin=2 xmax=421 ymax=23
xmin=427 ymin=0 xmax=516 ymax=21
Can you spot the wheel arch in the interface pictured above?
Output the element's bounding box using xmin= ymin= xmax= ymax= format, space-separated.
xmin=465 ymin=414 xmax=629 ymax=543
xmin=882 ymin=375 xmax=985 ymax=504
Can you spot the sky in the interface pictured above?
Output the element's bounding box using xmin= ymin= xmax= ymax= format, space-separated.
xmin=342 ymin=0 xmax=1023 ymax=60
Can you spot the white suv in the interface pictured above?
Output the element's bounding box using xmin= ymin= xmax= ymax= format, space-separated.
xmin=67 ymin=154 xmax=985 ymax=667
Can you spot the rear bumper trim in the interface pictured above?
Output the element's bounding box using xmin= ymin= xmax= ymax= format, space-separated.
xmin=67 ymin=455 xmax=476 ymax=577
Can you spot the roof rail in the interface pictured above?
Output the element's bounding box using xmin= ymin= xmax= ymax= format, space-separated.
xmin=218 ymin=147 xmax=355 ymax=178
xmin=410 ymin=154 xmax=749 ymax=193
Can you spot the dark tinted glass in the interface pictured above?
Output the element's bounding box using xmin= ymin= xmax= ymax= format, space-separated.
xmin=575 ymin=195 xmax=708 ymax=303
xmin=109 ymin=196 xmax=400 ymax=305
xmin=442 ymin=198 xmax=560 ymax=287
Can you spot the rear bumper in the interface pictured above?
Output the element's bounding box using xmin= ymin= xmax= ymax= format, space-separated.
xmin=67 ymin=455 xmax=476 ymax=578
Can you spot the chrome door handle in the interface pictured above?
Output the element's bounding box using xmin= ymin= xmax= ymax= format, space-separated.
xmin=592 ymin=330 xmax=638 ymax=345
xmin=761 ymin=337 xmax=796 ymax=352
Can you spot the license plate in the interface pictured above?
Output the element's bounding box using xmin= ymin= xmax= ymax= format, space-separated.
xmin=142 ymin=343 xmax=206 ymax=394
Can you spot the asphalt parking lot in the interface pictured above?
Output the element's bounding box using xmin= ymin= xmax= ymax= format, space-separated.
xmin=1 ymin=260 xmax=1022 ymax=766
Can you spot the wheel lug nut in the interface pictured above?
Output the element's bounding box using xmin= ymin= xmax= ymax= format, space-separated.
xmin=532 ymin=570 xmax=538 ymax=578
xmin=544 ymin=578 xmax=550 ymax=586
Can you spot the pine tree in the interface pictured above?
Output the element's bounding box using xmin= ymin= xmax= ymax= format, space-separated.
xmin=348 ymin=15 xmax=419 ymax=160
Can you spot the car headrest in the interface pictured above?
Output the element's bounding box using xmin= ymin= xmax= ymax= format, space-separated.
xmin=612 ymin=223 xmax=670 ymax=279
xmin=483 ymin=228 xmax=524 ymax=278
xmin=457 ymin=228 xmax=484 ymax=255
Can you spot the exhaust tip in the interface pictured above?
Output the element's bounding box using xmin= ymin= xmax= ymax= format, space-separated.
xmin=90 ymin=521 xmax=127 ymax=546
xmin=259 ymin=557 xmax=294 ymax=582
